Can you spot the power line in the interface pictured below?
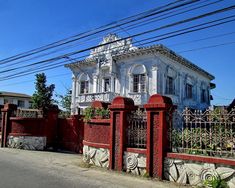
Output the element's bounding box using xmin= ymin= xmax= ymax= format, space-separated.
xmin=168 ymin=30 xmax=235 ymax=47
xmin=178 ymin=40 xmax=235 ymax=53
xmin=1 ymin=4 xmax=234 ymax=77
xmin=1 ymin=14 xmax=235 ymax=81
xmin=0 ymin=73 xmax=71 ymax=87
xmin=0 ymin=0 xmax=197 ymax=65
xmin=1 ymin=0 xmax=214 ymax=69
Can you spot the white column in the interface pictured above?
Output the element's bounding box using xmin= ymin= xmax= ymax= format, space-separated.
xmin=101 ymin=78 xmax=104 ymax=92
xmin=151 ymin=65 xmax=158 ymax=94
xmin=110 ymin=74 xmax=115 ymax=92
xmin=71 ymin=74 xmax=77 ymax=115
xmin=93 ymin=74 xmax=98 ymax=93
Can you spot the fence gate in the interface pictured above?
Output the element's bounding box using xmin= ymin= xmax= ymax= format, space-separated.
xmin=126 ymin=108 xmax=147 ymax=149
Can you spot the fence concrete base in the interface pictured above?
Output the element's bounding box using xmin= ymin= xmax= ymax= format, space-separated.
xmin=164 ymin=157 xmax=235 ymax=187
xmin=7 ymin=136 xmax=46 ymax=150
xmin=123 ymin=152 xmax=146 ymax=176
xmin=83 ymin=145 xmax=109 ymax=168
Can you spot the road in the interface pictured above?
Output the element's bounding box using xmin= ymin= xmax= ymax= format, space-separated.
xmin=0 ymin=148 xmax=183 ymax=188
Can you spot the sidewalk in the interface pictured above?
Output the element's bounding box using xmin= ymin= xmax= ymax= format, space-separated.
xmin=0 ymin=148 xmax=188 ymax=188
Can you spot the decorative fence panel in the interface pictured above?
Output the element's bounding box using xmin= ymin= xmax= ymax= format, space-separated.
xmin=16 ymin=108 xmax=43 ymax=118
xmin=170 ymin=108 xmax=235 ymax=158
xmin=126 ymin=109 xmax=147 ymax=149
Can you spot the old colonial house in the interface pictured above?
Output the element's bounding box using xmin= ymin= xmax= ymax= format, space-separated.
xmin=65 ymin=34 xmax=215 ymax=114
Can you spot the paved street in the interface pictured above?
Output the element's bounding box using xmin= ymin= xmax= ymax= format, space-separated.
xmin=0 ymin=148 xmax=185 ymax=188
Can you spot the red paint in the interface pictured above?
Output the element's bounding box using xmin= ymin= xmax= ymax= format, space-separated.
xmin=83 ymin=140 xmax=110 ymax=149
xmin=84 ymin=121 xmax=110 ymax=145
xmin=9 ymin=117 xmax=45 ymax=136
xmin=126 ymin=147 xmax=147 ymax=155
xmin=1 ymin=105 xmax=84 ymax=153
xmin=109 ymin=96 xmax=136 ymax=171
xmin=89 ymin=119 xmax=110 ymax=124
xmin=167 ymin=153 xmax=235 ymax=166
xmin=144 ymin=94 xmax=173 ymax=179
xmin=91 ymin=101 xmax=110 ymax=109
xmin=57 ymin=115 xmax=84 ymax=153
xmin=1 ymin=103 xmax=17 ymax=147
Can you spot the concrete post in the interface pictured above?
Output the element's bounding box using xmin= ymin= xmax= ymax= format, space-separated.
xmin=144 ymin=94 xmax=174 ymax=179
xmin=1 ymin=104 xmax=17 ymax=147
xmin=109 ymin=96 xmax=136 ymax=171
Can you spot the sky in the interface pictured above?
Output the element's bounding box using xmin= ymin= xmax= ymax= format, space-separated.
xmin=0 ymin=0 xmax=234 ymax=106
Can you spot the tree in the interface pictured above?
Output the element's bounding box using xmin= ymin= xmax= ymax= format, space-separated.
xmin=32 ymin=73 xmax=55 ymax=112
xmin=56 ymin=89 xmax=71 ymax=117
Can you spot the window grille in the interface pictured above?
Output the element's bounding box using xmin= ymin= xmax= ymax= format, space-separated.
xmin=166 ymin=76 xmax=174 ymax=94
xmin=201 ymin=89 xmax=206 ymax=103
xmin=80 ymin=81 xmax=89 ymax=94
xmin=104 ymin=78 xmax=110 ymax=92
xmin=17 ymin=100 xmax=25 ymax=108
xmin=186 ymin=83 xmax=193 ymax=99
xmin=133 ymin=74 xmax=146 ymax=93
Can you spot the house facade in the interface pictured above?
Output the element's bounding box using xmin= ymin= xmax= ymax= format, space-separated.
xmin=65 ymin=34 xmax=215 ymax=114
xmin=0 ymin=91 xmax=31 ymax=109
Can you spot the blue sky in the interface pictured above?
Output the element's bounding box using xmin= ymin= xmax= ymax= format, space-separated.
xmin=0 ymin=0 xmax=234 ymax=105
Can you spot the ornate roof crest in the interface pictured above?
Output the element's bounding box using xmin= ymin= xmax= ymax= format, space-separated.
xmin=88 ymin=33 xmax=137 ymax=59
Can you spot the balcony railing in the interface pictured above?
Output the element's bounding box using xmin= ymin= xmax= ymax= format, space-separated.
xmin=76 ymin=92 xmax=120 ymax=103
xmin=127 ymin=92 xmax=148 ymax=105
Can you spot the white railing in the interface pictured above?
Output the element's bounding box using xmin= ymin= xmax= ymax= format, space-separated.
xmin=76 ymin=92 xmax=120 ymax=103
xmin=127 ymin=93 xmax=148 ymax=105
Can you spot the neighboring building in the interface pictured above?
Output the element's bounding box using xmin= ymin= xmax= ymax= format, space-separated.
xmin=228 ymin=99 xmax=235 ymax=111
xmin=0 ymin=91 xmax=31 ymax=108
xmin=65 ymin=34 xmax=215 ymax=114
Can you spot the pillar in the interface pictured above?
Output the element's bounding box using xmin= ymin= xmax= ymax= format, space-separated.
xmin=71 ymin=74 xmax=77 ymax=115
xmin=109 ymin=96 xmax=136 ymax=171
xmin=1 ymin=104 xmax=17 ymax=147
xmin=144 ymin=94 xmax=174 ymax=179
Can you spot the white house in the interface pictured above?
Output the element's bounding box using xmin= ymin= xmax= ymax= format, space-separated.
xmin=65 ymin=34 xmax=215 ymax=114
xmin=0 ymin=91 xmax=31 ymax=109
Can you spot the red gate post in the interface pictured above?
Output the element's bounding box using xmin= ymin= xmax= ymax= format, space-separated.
xmin=109 ymin=96 xmax=136 ymax=171
xmin=144 ymin=94 xmax=174 ymax=179
xmin=1 ymin=104 xmax=17 ymax=147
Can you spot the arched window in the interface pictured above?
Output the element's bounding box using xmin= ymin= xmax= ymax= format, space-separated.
xmin=79 ymin=73 xmax=89 ymax=94
xmin=129 ymin=64 xmax=147 ymax=93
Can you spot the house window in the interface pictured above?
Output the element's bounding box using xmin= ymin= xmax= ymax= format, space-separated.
xmin=80 ymin=81 xmax=89 ymax=94
xmin=104 ymin=78 xmax=110 ymax=92
xmin=166 ymin=76 xmax=174 ymax=94
xmin=79 ymin=73 xmax=89 ymax=94
xmin=18 ymin=100 xmax=25 ymax=108
xmin=133 ymin=74 xmax=146 ymax=93
xmin=186 ymin=83 xmax=193 ymax=99
xmin=4 ymin=98 xmax=13 ymax=104
xmin=201 ymin=89 xmax=206 ymax=103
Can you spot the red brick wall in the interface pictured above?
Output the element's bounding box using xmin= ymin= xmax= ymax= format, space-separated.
xmin=5 ymin=113 xmax=84 ymax=153
xmin=9 ymin=117 xmax=45 ymax=137
xmin=84 ymin=120 xmax=110 ymax=146
xmin=57 ymin=116 xmax=84 ymax=153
